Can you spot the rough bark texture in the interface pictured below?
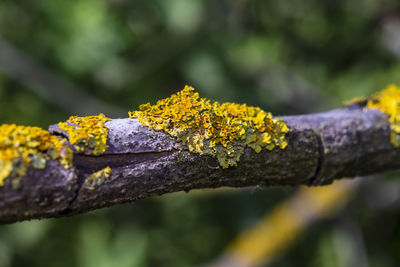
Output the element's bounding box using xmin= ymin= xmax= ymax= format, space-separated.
xmin=0 ymin=106 xmax=398 ymax=224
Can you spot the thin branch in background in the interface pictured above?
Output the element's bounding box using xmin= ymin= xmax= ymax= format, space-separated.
xmin=255 ymin=66 xmax=336 ymax=114
xmin=0 ymin=38 xmax=125 ymax=117
xmin=205 ymin=179 xmax=359 ymax=267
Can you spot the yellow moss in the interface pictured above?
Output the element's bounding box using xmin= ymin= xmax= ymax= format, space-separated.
xmin=85 ymin=166 xmax=111 ymax=189
xmin=58 ymin=113 xmax=110 ymax=155
xmin=129 ymin=85 xmax=289 ymax=168
xmin=366 ymin=84 xmax=400 ymax=147
xmin=0 ymin=124 xmax=73 ymax=187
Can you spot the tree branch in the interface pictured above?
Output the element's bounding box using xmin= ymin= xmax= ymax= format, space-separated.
xmin=0 ymin=106 xmax=398 ymax=224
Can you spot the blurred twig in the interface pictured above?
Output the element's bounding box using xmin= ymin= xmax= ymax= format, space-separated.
xmin=255 ymin=66 xmax=335 ymax=114
xmin=0 ymin=38 xmax=125 ymax=117
xmin=206 ymin=179 xmax=359 ymax=267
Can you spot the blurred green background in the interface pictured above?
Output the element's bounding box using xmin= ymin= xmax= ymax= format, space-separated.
xmin=1 ymin=0 xmax=400 ymax=266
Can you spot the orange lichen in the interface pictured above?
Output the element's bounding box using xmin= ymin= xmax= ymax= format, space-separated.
xmin=366 ymin=84 xmax=400 ymax=147
xmin=85 ymin=166 xmax=111 ymax=190
xmin=0 ymin=124 xmax=73 ymax=187
xmin=58 ymin=113 xmax=110 ymax=155
xmin=129 ymin=85 xmax=289 ymax=168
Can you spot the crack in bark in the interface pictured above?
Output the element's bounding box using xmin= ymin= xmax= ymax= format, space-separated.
xmin=73 ymin=151 xmax=177 ymax=172
xmin=61 ymin=168 xmax=84 ymax=216
xmin=62 ymin=150 xmax=179 ymax=215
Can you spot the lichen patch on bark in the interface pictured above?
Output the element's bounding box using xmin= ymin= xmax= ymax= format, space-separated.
xmin=366 ymin=84 xmax=400 ymax=147
xmin=84 ymin=166 xmax=111 ymax=190
xmin=129 ymin=85 xmax=289 ymax=168
xmin=0 ymin=124 xmax=72 ymax=187
xmin=58 ymin=113 xmax=111 ymax=155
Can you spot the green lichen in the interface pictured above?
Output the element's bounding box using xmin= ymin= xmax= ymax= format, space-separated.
xmin=58 ymin=113 xmax=111 ymax=155
xmin=85 ymin=166 xmax=111 ymax=190
xmin=129 ymin=85 xmax=289 ymax=168
xmin=0 ymin=124 xmax=73 ymax=187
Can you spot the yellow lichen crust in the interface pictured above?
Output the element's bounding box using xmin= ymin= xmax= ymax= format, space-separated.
xmin=0 ymin=124 xmax=73 ymax=187
xmin=129 ymin=85 xmax=289 ymax=168
xmin=342 ymin=96 xmax=367 ymax=106
xmin=58 ymin=113 xmax=110 ymax=155
xmin=366 ymin=84 xmax=400 ymax=147
xmin=85 ymin=166 xmax=111 ymax=190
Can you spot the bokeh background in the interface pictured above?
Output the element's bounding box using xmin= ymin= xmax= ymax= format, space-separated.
xmin=1 ymin=0 xmax=400 ymax=266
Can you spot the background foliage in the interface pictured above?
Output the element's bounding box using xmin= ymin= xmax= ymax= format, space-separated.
xmin=1 ymin=0 xmax=400 ymax=266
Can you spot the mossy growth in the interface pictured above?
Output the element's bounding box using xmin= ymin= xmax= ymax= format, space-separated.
xmin=0 ymin=124 xmax=73 ymax=187
xmin=84 ymin=166 xmax=111 ymax=190
xmin=58 ymin=113 xmax=110 ymax=155
xmin=129 ymin=85 xmax=289 ymax=168
xmin=365 ymin=84 xmax=400 ymax=147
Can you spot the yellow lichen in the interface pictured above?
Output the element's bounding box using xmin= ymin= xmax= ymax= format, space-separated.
xmin=0 ymin=124 xmax=73 ymax=187
xmin=58 ymin=113 xmax=110 ymax=155
xmin=129 ymin=85 xmax=289 ymax=168
xmin=366 ymin=84 xmax=400 ymax=147
xmin=342 ymin=96 xmax=367 ymax=106
xmin=85 ymin=166 xmax=111 ymax=190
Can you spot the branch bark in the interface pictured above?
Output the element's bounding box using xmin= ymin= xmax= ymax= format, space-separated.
xmin=0 ymin=106 xmax=398 ymax=224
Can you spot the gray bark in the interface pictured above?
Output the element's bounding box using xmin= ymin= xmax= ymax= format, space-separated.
xmin=0 ymin=106 xmax=398 ymax=224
